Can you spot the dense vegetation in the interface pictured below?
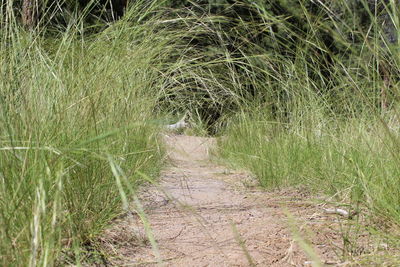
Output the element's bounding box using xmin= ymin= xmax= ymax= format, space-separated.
xmin=1 ymin=0 xmax=400 ymax=265
xmin=0 ymin=3 xmax=170 ymax=265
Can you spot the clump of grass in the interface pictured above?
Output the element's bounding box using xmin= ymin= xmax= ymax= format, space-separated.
xmin=214 ymin=0 xmax=400 ymax=262
xmin=219 ymin=108 xmax=400 ymax=261
xmin=0 ymin=3 xmax=184 ymax=265
xmin=220 ymin=110 xmax=400 ymax=216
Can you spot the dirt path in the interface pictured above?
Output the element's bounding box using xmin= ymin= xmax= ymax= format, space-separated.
xmin=100 ymin=135 xmax=342 ymax=266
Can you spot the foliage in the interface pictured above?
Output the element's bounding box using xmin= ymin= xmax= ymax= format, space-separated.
xmin=149 ymin=0 xmax=399 ymax=133
xmin=215 ymin=1 xmax=400 ymax=261
xmin=0 ymin=5 xmax=180 ymax=265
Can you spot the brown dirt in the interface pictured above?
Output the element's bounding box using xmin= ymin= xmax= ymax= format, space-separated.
xmin=97 ymin=135 xmax=375 ymax=266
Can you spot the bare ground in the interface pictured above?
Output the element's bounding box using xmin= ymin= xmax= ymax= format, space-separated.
xmin=97 ymin=135 xmax=381 ymax=266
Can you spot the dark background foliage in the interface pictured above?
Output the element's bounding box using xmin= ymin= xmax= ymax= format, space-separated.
xmin=159 ymin=1 xmax=398 ymax=125
xmin=10 ymin=0 xmax=399 ymax=131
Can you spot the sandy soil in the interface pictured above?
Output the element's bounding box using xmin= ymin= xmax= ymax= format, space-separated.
xmin=97 ymin=135 xmax=357 ymax=266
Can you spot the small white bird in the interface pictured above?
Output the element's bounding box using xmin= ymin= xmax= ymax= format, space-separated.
xmin=165 ymin=112 xmax=188 ymax=130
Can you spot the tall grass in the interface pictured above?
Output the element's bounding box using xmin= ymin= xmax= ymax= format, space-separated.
xmin=216 ymin=0 xmax=400 ymax=248
xmin=0 ymin=4 xmax=183 ymax=265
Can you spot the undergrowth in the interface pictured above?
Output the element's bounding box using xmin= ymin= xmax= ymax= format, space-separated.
xmin=0 ymin=3 xmax=177 ymax=265
xmin=214 ymin=0 xmax=400 ymax=263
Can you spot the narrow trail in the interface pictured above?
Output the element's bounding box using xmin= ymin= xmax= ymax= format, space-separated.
xmin=100 ymin=135 xmax=341 ymax=266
